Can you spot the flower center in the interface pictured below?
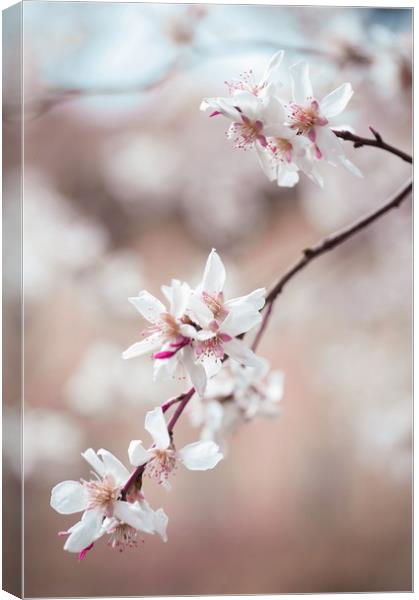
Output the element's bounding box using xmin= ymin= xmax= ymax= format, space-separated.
xmin=84 ymin=474 xmax=119 ymax=517
xmin=225 ymin=70 xmax=265 ymax=97
xmin=159 ymin=312 xmax=181 ymax=338
xmin=228 ymin=114 xmax=267 ymax=150
xmin=202 ymin=291 xmax=228 ymax=321
xmin=146 ymin=448 xmax=178 ymax=482
xmin=107 ymin=522 xmax=140 ymax=552
xmin=271 ymin=138 xmax=293 ymax=163
xmin=195 ymin=332 xmax=232 ymax=360
xmin=289 ymin=100 xmax=328 ymax=137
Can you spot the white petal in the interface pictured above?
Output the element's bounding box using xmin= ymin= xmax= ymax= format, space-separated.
xmin=50 ymin=481 xmax=88 ymax=515
xmin=81 ymin=448 xmax=105 ymax=477
xmin=188 ymin=292 xmax=213 ymax=328
xmin=170 ymin=279 xmax=191 ymax=318
xmin=114 ymin=501 xmax=155 ymax=534
xmin=222 ymin=308 xmax=262 ymax=337
xmin=179 ymin=323 xmax=197 ymax=339
xmin=128 ymin=440 xmax=150 ymax=467
xmin=200 ymin=97 xmax=239 ymax=120
xmin=260 ymin=50 xmax=284 ymax=86
xmin=195 ymin=329 xmax=216 ymax=341
xmin=315 ymin=127 xmax=345 ymax=161
xmin=152 ymin=508 xmax=169 ymax=542
xmin=223 ymin=338 xmax=264 ymax=369
xmin=97 ymin=449 xmax=131 ymax=485
xmin=199 ymin=249 xmax=226 ymax=295
xmin=320 ymin=83 xmax=353 ymax=119
xmin=178 ymin=440 xmax=223 ymax=470
xmin=277 ymin=167 xmax=300 ymax=188
xmin=267 ymin=370 xmax=285 ymax=402
xmin=145 ymin=407 xmax=170 ymax=450
xmin=289 ymin=61 xmax=313 ymax=104
xmin=181 ymin=346 xmax=206 ymax=396
xmin=161 ymin=284 xmax=172 ymax=305
xmin=122 ymin=332 xmax=161 ymax=360
xmin=128 ymin=291 xmax=166 ymax=323
xmin=339 ymin=155 xmax=363 ymax=177
xmin=226 ymin=288 xmax=266 ymax=313
xmin=255 ymin=144 xmax=276 ymax=181
xmin=63 ymin=508 xmax=103 ymax=553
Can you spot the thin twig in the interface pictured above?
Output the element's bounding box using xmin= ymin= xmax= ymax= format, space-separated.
xmin=334 ymin=128 xmax=412 ymax=164
xmin=167 ymin=387 xmax=195 ymax=433
xmin=252 ymin=179 xmax=412 ymax=351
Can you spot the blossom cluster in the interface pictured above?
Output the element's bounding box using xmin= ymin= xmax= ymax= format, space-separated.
xmin=201 ymin=50 xmax=362 ymax=187
xmin=51 ymin=250 xmax=283 ymax=558
xmin=122 ymin=248 xmax=266 ymax=396
xmin=189 ymin=359 xmax=284 ymax=448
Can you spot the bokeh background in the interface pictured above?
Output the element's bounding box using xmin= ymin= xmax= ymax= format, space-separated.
xmin=3 ymin=3 xmax=412 ymax=596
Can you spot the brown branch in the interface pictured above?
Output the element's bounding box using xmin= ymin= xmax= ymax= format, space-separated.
xmin=252 ymin=179 xmax=412 ymax=351
xmin=334 ymin=127 xmax=412 ymax=164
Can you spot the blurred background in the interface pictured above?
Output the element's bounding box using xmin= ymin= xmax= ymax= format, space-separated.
xmin=3 ymin=3 xmax=412 ymax=596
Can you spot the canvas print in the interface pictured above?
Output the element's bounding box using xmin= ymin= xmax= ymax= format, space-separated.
xmin=2 ymin=2 xmax=413 ymax=597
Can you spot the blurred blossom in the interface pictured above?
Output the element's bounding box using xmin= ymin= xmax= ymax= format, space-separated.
xmin=23 ymin=408 xmax=84 ymax=478
xmin=357 ymin=402 xmax=411 ymax=481
xmin=102 ymin=133 xmax=183 ymax=207
xmin=315 ymin=332 xmax=411 ymax=479
xmin=80 ymin=251 xmax=146 ymax=317
xmin=24 ymin=170 xmax=108 ymax=302
xmin=65 ymin=341 xmax=179 ymax=416
xmin=182 ymin=177 xmax=267 ymax=246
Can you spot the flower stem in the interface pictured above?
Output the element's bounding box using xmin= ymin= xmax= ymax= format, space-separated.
xmin=167 ymin=387 xmax=195 ymax=433
xmin=252 ymin=179 xmax=412 ymax=351
xmin=334 ymin=128 xmax=412 ymax=164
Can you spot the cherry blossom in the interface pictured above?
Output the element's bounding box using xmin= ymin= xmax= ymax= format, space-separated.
xmin=128 ymin=406 xmax=223 ymax=486
xmin=122 ymin=279 xmax=206 ymax=394
xmin=225 ymin=50 xmax=284 ymax=99
xmin=260 ymin=105 xmax=325 ymax=187
xmin=200 ymin=93 xmax=284 ymax=154
xmin=189 ymin=360 xmax=284 ymax=444
xmin=201 ymin=50 xmax=362 ymax=186
xmin=50 ymin=448 xmax=167 ymax=554
xmin=286 ymin=60 xmax=362 ymax=175
xmin=188 ymin=249 xmax=266 ymax=375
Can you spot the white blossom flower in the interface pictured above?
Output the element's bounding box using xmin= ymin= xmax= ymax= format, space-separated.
xmin=128 ymin=406 xmax=223 ymax=486
xmin=187 ymin=249 xmax=265 ymax=376
xmin=259 ymin=106 xmax=325 ymax=188
xmin=200 ymin=92 xmax=283 ymax=156
xmin=286 ymin=60 xmax=362 ymax=176
xmin=100 ymin=497 xmax=168 ymax=552
xmin=50 ymin=448 xmax=166 ymax=554
xmin=224 ymin=50 xmax=284 ymax=99
xmin=122 ymin=279 xmax=206 ymax=394
xmin=201 ymin=50 xmax=362 ymax=186
xmin=190 ymin=360 xmax=284 ymax=444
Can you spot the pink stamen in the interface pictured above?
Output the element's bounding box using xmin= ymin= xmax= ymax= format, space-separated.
xmin=314 ymin=144 xmax=323 ymax=159
xmin=209 ymin=111 xmax=221 ymax=118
